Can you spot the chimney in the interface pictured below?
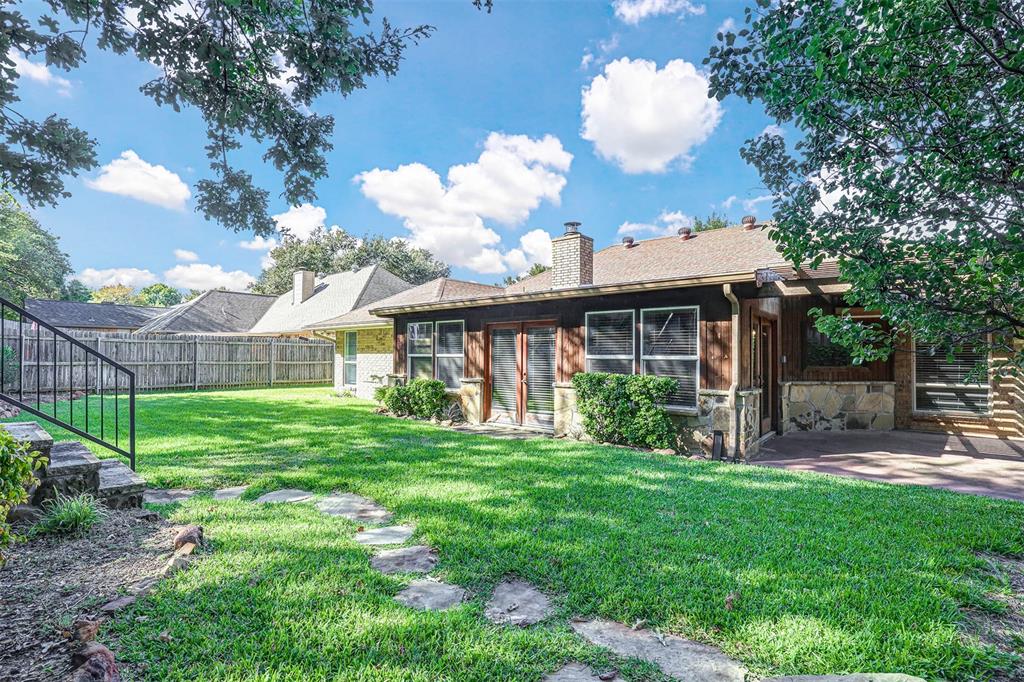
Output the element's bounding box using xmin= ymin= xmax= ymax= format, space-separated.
xmin=741 ymin=215 xmax=757 ymax=230
xmin=292 ymin=270 xmax=314 ymax=305
xmin=550 ymin=221 xmax=594 ymax=289
xmin=678 ymin=226 xmax=694 ymax=240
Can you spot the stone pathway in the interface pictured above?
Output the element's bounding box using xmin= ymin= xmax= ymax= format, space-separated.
xmin=395 ymin=579 xmax=466 ymax=611
xmin=213 ymin=485 xmax=249 ymax=501
xmin=371 ymin=545 xmax=439 ymax=575
xmin=355 ymin=525 xmax=415 ymax=546
xmin=484 ymin=579 xmax=553 ymax=627
xmin=762 ymin=677 xmax=925 ymax=682
xmin=317 ymin=492 xmax=393 ymax=524
xmin=144 ymin=488 xmax=196 ymax=505
xmin=543 ymin=663 xmax=617 ymax=681
xmin=254 ymin=489 xmax=313 ymax=504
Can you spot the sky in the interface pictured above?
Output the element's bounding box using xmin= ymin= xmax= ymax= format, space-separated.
xmin=12 ymin=0 xmax=782 ymax=291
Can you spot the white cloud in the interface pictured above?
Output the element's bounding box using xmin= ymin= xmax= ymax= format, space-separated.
xmin=722 ymin=195 xmax=738 ymax=210
xmin=503 ymin=229 xmax=554 ymax=273
xmin=78 ymin=267 xmax=157 ymax=288
xmin=716 ymin=17 xmax=737 ymax=35
xmin=581 ymin=58 xmax=722 ymax=174
xmin=580 ymin=53 xmax=595 ymax=70
xmin=617 ymin=210 xmax=693 ymax=237
xmin=269 ymin=53 xmax=299 ymax=99
xmin=761 ymin=124 xmax=785 ymax=138
xmin=612 ymin=0 xmax=704 ymax=24
xmin=580 ymin=34 xmax=620 ymax=71
xmin=239 ymin=235 xmax=279 ymax=251
xmin=272 ymin=203 xmax=331 ymax=240
xmin=85 ymin=150 xmax=191 ymax=210
xmin=174 ymin=249 xmax=199 ymax=262
xmin=8 ymin=50 xmax=72 ymax=96
xmin=163 ymin=263 xmax=255 ymax=291
xmin=354 ymin=132 xmax=572 ymax=274
xmin=742 ymin=194 xmax=774 ymax=214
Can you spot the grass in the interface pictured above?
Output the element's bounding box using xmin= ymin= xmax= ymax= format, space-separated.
xmin=30 ymin=492 xmax=106 ymax=537
xmin=7 ymin=386 xmax=1024 ymax=681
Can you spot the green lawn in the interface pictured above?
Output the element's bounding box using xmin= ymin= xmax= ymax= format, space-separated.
xmin=8 ymin=387 xmax=1024 ymax=681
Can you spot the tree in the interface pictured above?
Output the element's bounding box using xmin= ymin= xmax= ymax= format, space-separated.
xmin=2 ymin=1 xmax=490 ymax=235
xmin=706 ymin=0 xmax=1024 ymax=372
xmin=91 ymin=284 xmax=136 ymax=305
xmin=60 ymin=279 xmax=92 ymax=302
xmin=693 ymin=213 xmax=729 ymax=232
xmin=250 ymin=228 xmax=357 ymax=295
xmin=136 ymin=283 xmax=182 ymax=307
xmin=502 ymin=262 xmax=548 ymax=286
xmin=335 ymin=236 xmax=450 ymax=286
xmin=183 ymin=289 xmax=205 ymax=302
xmin=0 ymin=193 xmax=74 ymax=305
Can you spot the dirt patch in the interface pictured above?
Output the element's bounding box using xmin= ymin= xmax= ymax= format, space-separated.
xmin=0 ymin=509 xmax=179 ymax=682
xmin=962 ymin=554 xmax=1024 ymax=682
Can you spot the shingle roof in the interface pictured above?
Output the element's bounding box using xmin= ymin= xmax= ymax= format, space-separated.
xmin=307 ymin=278 xmax=503 ymax=330
xmin=25 ymin=299 xmax=168 ymax=329
xmin=249 ymin=265 xmax=414 ymax=334
xmin=135 ymin=290 xmax=276 ymax=334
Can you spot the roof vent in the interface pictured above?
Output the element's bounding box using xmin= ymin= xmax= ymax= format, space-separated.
xmin=563 ymin=221 xmax=581 ymax=234
xmin=741 ymin=215 xmax=757 ymax=230
xmin=622 ymin=236 xmax=635 ymax=248
xmin=678 ymin=226 xmax=693 ymax=240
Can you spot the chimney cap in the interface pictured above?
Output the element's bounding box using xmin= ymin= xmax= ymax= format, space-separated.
xmin=741 ymin=215 xmax=757 ymax=229
xmin=622 ymin=236 xmax=635 ymax=247
xmin=563 ymin=221 xmax=582 ymax=234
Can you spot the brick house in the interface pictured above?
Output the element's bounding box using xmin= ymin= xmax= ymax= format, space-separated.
xmin=363 ymin=219 xmax=1023 ymax=457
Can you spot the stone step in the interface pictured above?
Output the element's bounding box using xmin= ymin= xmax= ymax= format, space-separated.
xmin=97 ymin=460 xmax=146 ymax=509
xmin=32 ymin=441 xmax=101 ymax=505
xmin=2 ymin=421 xmax=54 ymax=456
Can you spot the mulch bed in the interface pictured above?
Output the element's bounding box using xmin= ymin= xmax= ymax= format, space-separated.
xmin=0 ymin=509 xmax=179 ymax=682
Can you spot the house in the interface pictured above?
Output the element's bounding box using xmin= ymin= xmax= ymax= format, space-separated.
xmin=134 ymin=290 xmax=277 ymax=334
xmin=24 ymin=299 xmax=169 ymax=333
xmin=365 ymin=219 xmax=1023 ymax=456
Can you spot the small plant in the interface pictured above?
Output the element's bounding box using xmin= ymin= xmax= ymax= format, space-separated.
xmin=0 ymin=345 xmax=17 ymax=387
xmin=0 ymin=428 xmax=42 ymax=560
xmin=31 ymin=493 xmax=106 ymax=538
xmin=379 ymin=379 xmax=449 ymax=419
xmin=572 ymin=372 xmax=678 ymax=449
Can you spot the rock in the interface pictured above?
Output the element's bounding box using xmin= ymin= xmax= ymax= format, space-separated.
xmin=543 ymin=663 xmax=616 ymax=681
xmin=652 ymin=448 xmax=676 ymax=455
xmin=163 ymin=543 xmax=196 ymax=577
xmin=71 ymin=643 xmax=120 ymax=682
xmin=355 ymin=525 xmax=414 ymax=546
xmin=213 ymin=485 xmax=249 ymax=501
xmin=144 ymin=488 xmax=196 ymax=505
xmin=128 ymin=577 xmax=161 ymax=597
xmin=6 ymin=504 xmax=42 ymax=523
xmin=484 ymin=579 xmax=554 ymax=627
xmin=317 ymin=492 xmax=392 ymax=523
xmin=370 ymin=545 xmax=438 ymax=574
xmin=132 ymin=509 xmax=160 ymax=522
xmin=99 ymin=596 xmax=136 ymax=614
xmin=570 ymin=618 xmax=746 ymax=682
xmin=255 ymin=488 xmax=313 ymax=504
xmin=72 ymin=617 xmax=101 ymax=642
xmin=761 ymin=676 xmax=925 ymax=682
xmin=394 ymin=579 xmax=467 ymax=611
xmin=173 ymin=525 xmax=203 ymax=549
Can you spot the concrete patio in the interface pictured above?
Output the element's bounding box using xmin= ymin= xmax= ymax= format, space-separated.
xmin=753 ymin=430 xmax=1024 ymax=502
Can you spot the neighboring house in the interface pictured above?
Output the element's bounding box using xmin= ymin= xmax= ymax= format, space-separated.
xmin=366 ymin=219 xmax=1023 ymax=456
xmin=306 ymin=277 xmax=503 ymax=399
xmin=134 ymin=290 xmax=277 ymax=334
xmin=24 ymin=299 xmax=168 ymax=332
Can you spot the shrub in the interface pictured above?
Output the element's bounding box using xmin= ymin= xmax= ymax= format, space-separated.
xmin=571 ymin=372 xmax=678 ymax=449
xmin=0 ymin=428 xmax=43 ymax=559
xmin=31 ymin=493 xmax=106 ymax=538
xmin=1 ymin=345 xmax=17 ymax=387
xmin=380 ymin=379 xmax=449 ymax=419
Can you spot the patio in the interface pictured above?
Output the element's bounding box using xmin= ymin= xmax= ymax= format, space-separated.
xmin=754 ymin=430 xmax=1024 ymax=502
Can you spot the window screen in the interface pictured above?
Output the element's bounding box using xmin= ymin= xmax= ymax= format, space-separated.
xmin=343 ymin=331 xmax=357 ymax=386
xmin=435 ymin=321 xmax=464 ymax=389
xmin=641 ymin=307 xmax=699 ymax=409
xmin=914 ymin=345 xmax=990 ymax=415
xmin=407 ymin=322 xmax=433 ymax=380
xmin=585 ymin=311 xmax=634 ymax=374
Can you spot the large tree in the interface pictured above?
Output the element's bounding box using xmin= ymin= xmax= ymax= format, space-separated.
xmin=706 ymin=0 xmax=1024 ymax=372
xmin=250 ymin=227 xmax=356 ymax=295
xmin=2 ymin=0 xmax=489 ymax=235
xmin=136 ymin=282 xmax=182 ymax=306
xmin=335 ymin=235 xmax=450 ymax=286
xmin=0 ymin=193 xmax=74 ymax=305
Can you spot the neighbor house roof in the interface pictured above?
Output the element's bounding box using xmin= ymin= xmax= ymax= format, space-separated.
xmin=134 ymin=289 xmax=276 ymax=334
xmin=24 ymin=299 xmax=168 ymax=330
xmin=249 ymin=264 xmax=414 ymax=334
xmin=306 ymin=277 xmax=503 ymax=330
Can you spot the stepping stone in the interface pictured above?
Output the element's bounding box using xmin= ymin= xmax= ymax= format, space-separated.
xmin=355 ymin=525 xmax=414 ymax=546
xmin=544 ymin=663 xmax=617 ymax=681
xmin=317 ymin=492 xmax=392 ymax=524
xmin=370 ymin=545 xmax=438 ymax=574
xmin=763 ymin=677 xmax=925 ymax=682
xmin=213 ymin=485 xmax=249 ymax=501
xmin=144 ymin=488 xmax=196 ymax=505
xmin=255 ymin=489 xmax=312 ymax=504
xmin=571 ymin=618 xmax=746 ymax=682
xmin=484 ymin=579 xmax=553 ymax=627
xmin=394 ymin=579 xmax=466 ymax=611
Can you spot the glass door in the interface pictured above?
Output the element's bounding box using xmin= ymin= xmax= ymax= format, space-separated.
xmin=488 ymin=326 xmax=519 ymax=425
xmin=524 ymin=325 xmax=556 ymax=428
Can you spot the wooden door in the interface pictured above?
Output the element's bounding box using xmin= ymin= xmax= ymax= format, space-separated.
xmin=485 ymin=321 xmax=557 ymax=427
xmin=757 ymin=318 xmax=777 ymax=435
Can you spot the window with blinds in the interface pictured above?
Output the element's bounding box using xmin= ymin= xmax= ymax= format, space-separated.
xmin=407 ymin=322 xmax=433 ymax=380
xmin=585 ymin=310 xmax=634 ymax=374
xmin=641 ymin=306 xmax=699 ymax=410
xmin=435 ymin=321 xmax=464 ymax=390
xmin=914 ymin=344 xmax=990 ymax=415
xmin=343 ymin=331 xmax=357 ymax=386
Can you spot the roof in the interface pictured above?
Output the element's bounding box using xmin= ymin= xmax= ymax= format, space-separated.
xmin=249 ymin=265 xmax=414 ymax=334
xmin=135 ymin=290 xmax=276 ymax=334
xmin=24 ymin=299 xmax=168 ymax=329
xmin=307 ymin=278 xmax=503 ymax=330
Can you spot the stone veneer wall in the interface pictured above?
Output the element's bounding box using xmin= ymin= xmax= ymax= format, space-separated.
xmin=334 ymin=327 xmax=393 ymax=400
xmin=781 ymin=381 xmax=895 ymax=433
xmin=458 ymin=378 xmax=484 ymax=424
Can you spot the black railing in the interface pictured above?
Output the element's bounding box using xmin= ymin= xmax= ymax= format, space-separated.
xmin=0 ymin=297 xmax=136 ymax=470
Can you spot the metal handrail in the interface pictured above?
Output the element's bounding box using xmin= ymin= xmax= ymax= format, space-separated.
xmin=0 ymin=297 xmax=136 ymax=470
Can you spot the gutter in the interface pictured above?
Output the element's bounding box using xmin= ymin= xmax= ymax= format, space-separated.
xmin=722 ymin=283 xmax=741 ymax=462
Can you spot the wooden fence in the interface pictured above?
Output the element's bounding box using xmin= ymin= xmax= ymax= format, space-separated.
xmin=0 ymin=322 xmax=334 ymax=393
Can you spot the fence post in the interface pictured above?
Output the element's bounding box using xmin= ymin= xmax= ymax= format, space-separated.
xmin=193 ymin=338 xmax=199 ymax=390
xmin=269 ymin=339 xmax=275 ymax=387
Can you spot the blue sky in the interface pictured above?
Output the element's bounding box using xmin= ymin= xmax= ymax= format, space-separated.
xmin=14 ymin=0 xmax=780 ymax=291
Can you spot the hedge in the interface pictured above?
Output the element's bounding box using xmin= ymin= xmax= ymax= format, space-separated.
xmin=571 ymin=372 xmax=678 ymax=449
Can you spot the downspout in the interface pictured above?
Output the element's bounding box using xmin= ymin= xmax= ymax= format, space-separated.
xmin=723 ymin=284 xmax=741 ymax=462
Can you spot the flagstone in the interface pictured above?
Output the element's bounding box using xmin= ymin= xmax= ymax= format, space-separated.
xmin=484 ymin=579 xmax=553 ymax=627
xmin=254 ymin=489 xmax=312 ymax=504
xmin=213 ymin=485 xmax=249 ymax=501
xmin=317 ymin=492 xmax=392 ymax=523
xmin=370 ymin=545 xmax=438 ymax=574
xmin=355 ymin=525 xmax=415 ymax=545
xmin=394 ymin=579 xmax=466 ymax=611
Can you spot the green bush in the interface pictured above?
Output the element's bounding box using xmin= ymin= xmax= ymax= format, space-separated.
xmin=0 ymin=428 xmax=43 ymax=560
xmin=31 ymin=493 xmax=106 ymax=537
xmin=380 ymin=379 xmax=449 ymax=419
xmin=1 ymin=345 xmax=17 ymax=387
xmin=571 ymin=372 xmax=678 ymax=449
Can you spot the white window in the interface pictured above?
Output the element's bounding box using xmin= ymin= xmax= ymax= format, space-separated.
xmin=435 ymin=320 xmax=464 ymax=390
xmin=585 ymin=310 xmax=635 ymax=374
xmin=343 ymin=331 xmax=357 ymax=386
xmin=407 ymin=322 xmax=433 ymax=380
xmin=641 ymin=306 xmax=699 ymax=410
xmin=913 ymin=343 xmax=990 ymax=416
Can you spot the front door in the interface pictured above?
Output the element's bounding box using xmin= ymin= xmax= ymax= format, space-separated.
xmin=487 ymin=322 xmax=556 ymax=428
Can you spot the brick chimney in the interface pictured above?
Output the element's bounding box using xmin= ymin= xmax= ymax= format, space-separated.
xmin=292 ymin=270 xmax=314 ymax=305
xmin=550 ymin=221 xmax=593 ymax=289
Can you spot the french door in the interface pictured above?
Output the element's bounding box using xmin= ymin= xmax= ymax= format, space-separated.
xmin=487 ymin=321 xmax=556 ymax=428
